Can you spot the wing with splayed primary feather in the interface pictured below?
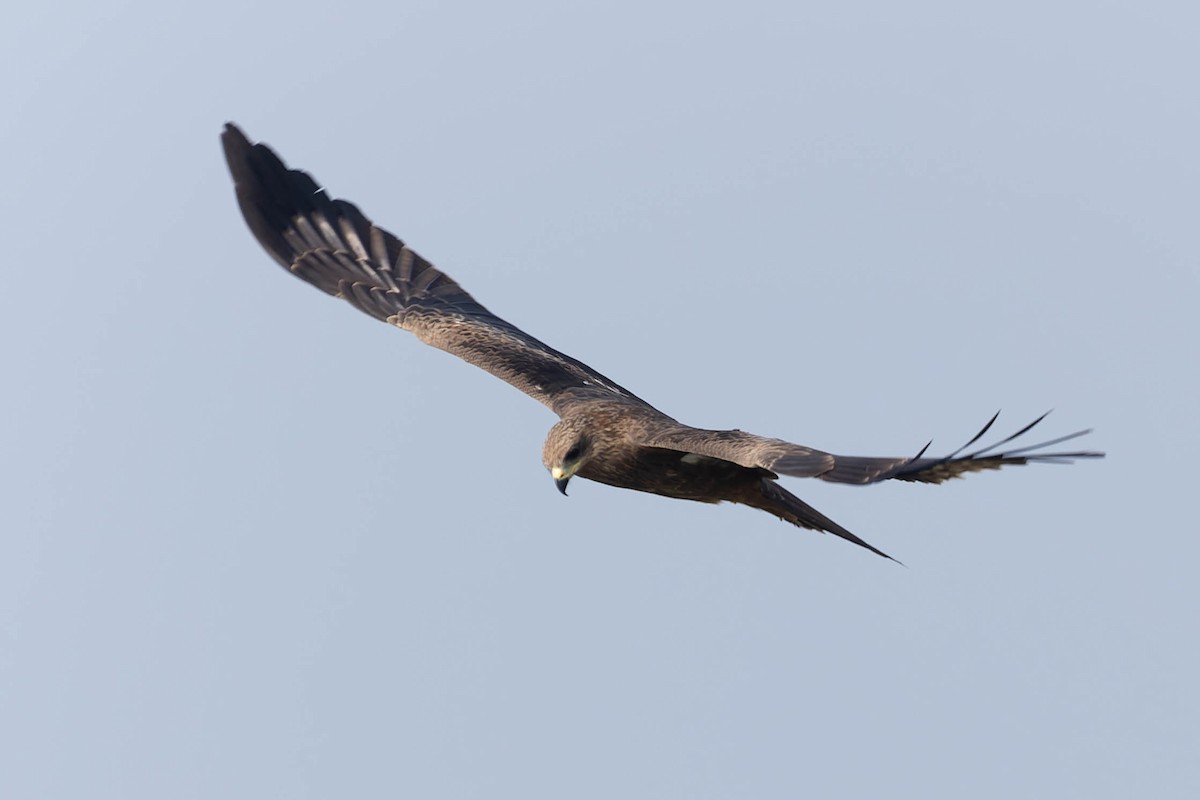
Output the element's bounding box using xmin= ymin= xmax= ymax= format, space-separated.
xmin=645 ymin=411 xmax=1104 ymax=485
xmin=221 ymin=123 xmax=650 ymax=416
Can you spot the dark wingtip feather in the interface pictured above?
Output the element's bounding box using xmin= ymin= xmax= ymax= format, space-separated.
xmin=891 ymin=412 xmax=1104 ymax=483
xmin=945 ymin=410 xmax=1002 ymax=459
xmin=966 ymin=410 xmax=1052 ymax=458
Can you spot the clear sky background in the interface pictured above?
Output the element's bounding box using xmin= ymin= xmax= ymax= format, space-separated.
xmin=2 ymin=2 xmax=1196 ymax=797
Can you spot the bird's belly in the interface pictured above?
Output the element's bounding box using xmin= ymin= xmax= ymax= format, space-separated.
xmin=578 ymin=452 xmax=757 ymax=504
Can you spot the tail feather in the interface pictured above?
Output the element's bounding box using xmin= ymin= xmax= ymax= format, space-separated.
xmin=744 ymin=479 xmax=899 ymax=563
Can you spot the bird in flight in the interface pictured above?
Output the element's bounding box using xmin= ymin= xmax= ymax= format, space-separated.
xmin=222 ymin=123 xmax=1103 ymax=561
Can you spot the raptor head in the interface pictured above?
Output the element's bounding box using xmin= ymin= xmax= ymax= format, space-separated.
xmin=542 ymin=418 xmax=594 ymax=496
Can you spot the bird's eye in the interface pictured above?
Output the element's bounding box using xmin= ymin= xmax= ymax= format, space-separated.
xmin=564 ymin=445 xmax=582 ymax=462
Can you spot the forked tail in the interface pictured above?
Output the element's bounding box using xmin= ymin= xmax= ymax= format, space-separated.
xmin=743 ymin=479 xmax=899 ymax=562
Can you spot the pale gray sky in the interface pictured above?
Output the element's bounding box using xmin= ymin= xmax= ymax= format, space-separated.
xmin=1 ymin=1 xmax=1197 ymax=797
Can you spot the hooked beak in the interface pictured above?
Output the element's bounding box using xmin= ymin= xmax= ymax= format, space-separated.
xmin=551 ymin=466 xmax=571 ymax=496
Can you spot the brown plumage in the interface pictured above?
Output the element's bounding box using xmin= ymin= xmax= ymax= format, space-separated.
xmin=222 ymin=123 xmax=1104 ymax=561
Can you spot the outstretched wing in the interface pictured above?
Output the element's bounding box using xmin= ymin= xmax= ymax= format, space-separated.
xmin=646 ymin=411 xmax=1104 ymax=485
xmin=221 ymin=123 xmax=651 ymax=416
